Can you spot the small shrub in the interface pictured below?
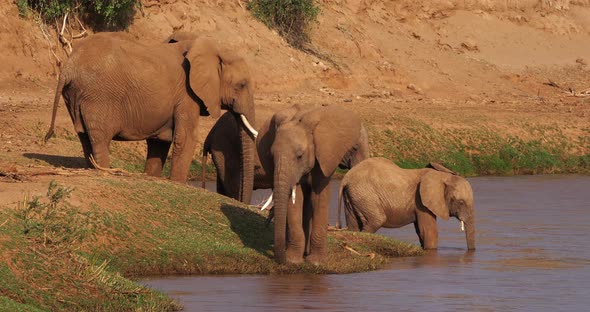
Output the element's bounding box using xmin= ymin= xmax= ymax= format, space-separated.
xmin=16 ymin=181 xmax=93 ymax=247
xmin=18 ymin=0 xmax=139 ymax=30
xmin=16 ymin=0 xmax=29 ymax=16
xmin=248 ymin=0 xmax=320 ymax=48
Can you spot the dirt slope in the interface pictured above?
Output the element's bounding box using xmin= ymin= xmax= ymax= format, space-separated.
xmin=1 ymin=0 xmax=590 ymax=179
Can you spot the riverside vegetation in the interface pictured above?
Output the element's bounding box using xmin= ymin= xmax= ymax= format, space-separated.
xmin=0 ymin=177 xmax=422 ymax=311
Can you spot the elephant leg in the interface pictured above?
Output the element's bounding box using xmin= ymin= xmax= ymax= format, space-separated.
xmin=77 ymin=133 xmax=93 ymax=168
xmin=342 ymin=190 xmax=361 ymax=231
xmin=89 ymin=137 xmax=111 ymax=168
xmin=416 ymin=206 xmax=438 ymax=249
xmin=169 ymin=108 xmax=199 ymax=182
xmin=81 ymin=104 xmax=116 ymax=169
xmin=413 ymin=222 xmax=424 ymax=248
xmin=286 ymin=185 xmax=305 ymax=264
xmin=216 ymin=176 xmax=226 ymax=195
xmin=145 ymin=138 xmax=171 ymax=177
xmin=305 ymin=172 xmax=331 ymax=265
xmin=301 ymin=183 xmax=312 ymax=257
xmin=343 ymin=187 xmax=383 ymax=233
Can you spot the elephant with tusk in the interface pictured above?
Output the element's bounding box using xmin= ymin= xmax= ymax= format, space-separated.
xmin=338 ymin=158 xmax=476 ymax=250
xmin=201 ymin=105 xmax=369 ymax=207
xmin=44 ymin=32 xmax=257 ymax=186
xmin=202 ymin=104 xmax=370 ymax=264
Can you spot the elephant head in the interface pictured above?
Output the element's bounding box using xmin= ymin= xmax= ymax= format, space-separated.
xmin=267 ymin=105 xmax=363 ymax=264
xmin=419 ymin=168 xmax=475 ymax=250
xmin=183 ymin=37 xmax=257 ymax=201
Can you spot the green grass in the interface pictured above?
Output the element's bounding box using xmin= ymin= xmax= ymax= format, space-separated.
xmin=0 ymin=178 xmax=422 ymax=311
xmin=248 ymin=0 xmax=320 ymax=48
xmin=17 ymin=0 xmax=139 ymax=30
xmin=370 ymin=118 xmax=590 ymax=176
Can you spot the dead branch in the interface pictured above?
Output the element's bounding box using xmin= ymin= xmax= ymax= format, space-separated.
xmin=544 ymin=80 xmax=590 ymax=97
xmin=89 ymin=155 xmax=131 ymax=176
xmin=38 ymin=20 xmax=61 ymax=67
xmin=341 ymin=242 xmax=361 ymax=255
xmin=544 ymin=79 xmax=563 ymax=90
xmin=58 ymin=13 xmax=73 ymax=55
xmin=340 ymin=242 xmax=376 ymax=259
xmin=72 ymin=15 xmax=87 ymax=39
xmin=193 ymin=210 xmax=213 ymax=226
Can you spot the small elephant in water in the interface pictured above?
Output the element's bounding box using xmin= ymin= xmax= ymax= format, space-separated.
xmin=337 ymin=158 xmax=475 ymax=250
xmin=44 ymin=32 xmax=258 ymax=184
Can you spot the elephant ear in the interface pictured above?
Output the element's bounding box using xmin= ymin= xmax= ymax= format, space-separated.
xmin=186 ymin=38 xmax=221 ymax=118
xmin=419 ymin=171 xmax=450 ymax=220
xmin=426 ymin=162 xmax=458 ymax=175
xmin=310 ymin=106 xmax=362 ymax=176
xmin=257 ymin=105 xmax=303 ymax=176
xmin=272 ymin=104 xmax=304 ymax=129
xmin=164 ymin=31 xmax=198 ymax=43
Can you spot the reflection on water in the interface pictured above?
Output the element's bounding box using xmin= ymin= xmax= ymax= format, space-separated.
xmin=144 ymin=175 xmax=590 ymax=311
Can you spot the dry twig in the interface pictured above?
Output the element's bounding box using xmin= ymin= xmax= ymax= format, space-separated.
xmin=38 ymin=19 xmax=61 ymax=67
xmin=58 ymin=12 xmax=73 ymax=55
xmin=340 ymin=242 xmax=376 ymax=259
xmin=544 ymin=79 xmax=590 ymax=97
xmin=89 ymin=155 xmax=131 ymax=176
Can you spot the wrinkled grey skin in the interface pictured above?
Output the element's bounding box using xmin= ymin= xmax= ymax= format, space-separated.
xmin=202 ymin=108 xmax=370 ymax=205
xmin=45 ymin=32 xmax=256 ymax=185
xmin=264 ymin=105 xmax=369 ymax=264
xmin=338 ymin=158 xmax=475 ymax=250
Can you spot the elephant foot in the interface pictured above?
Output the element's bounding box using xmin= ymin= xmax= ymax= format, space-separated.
xmin=285 ymin=249 xmax=304 ymax=265
xmin=304 ymin=253 xmax=325 ymax=266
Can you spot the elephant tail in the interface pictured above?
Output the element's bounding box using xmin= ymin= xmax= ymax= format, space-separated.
xmin=44 ymin=72 xmax=68 ymax=143
xmin=337 ymin=184 xmax=344 ymax=229
xmin=201 ymin=129 xmax=214 ymax=189
xmin=201 ymin=150 xmax=208 ymax=189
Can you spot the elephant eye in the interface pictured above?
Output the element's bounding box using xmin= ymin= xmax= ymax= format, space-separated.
xmin=236 ymin=80 xmax=247 ymax=90
xmin=296 ymin=150 xmax=304 ymax=160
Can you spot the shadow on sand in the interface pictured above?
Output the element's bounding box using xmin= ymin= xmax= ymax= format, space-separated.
xmin=220 ymin=204 xmax=274 ymax=258
xmin=23 ymin=153 xmax=88 ymax=169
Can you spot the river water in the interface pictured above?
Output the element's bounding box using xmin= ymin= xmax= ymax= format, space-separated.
xmin=142 ymin=175 xmax=590 ymax=311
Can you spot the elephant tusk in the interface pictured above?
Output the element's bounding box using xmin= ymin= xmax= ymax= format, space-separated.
xmin=461 ymin=220 xmax=465 ymax=232
xmin=260 ymin=193 xmax=273 ymax=211
xmin=291 ymin=186 xmax=296 ymax=204
xmin=240 ymin=114 xmax=258 ymax=138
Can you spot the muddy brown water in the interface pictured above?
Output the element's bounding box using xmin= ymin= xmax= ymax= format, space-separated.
xmin=142 ymin=175 xmax=590 ymax=311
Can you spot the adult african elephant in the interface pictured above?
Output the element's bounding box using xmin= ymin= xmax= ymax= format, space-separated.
xmin=201 ymin=107 xmax=369 ymax=205
xmin=255 ymin=104 xmax=369 ymax=265
xmin=337 ymin=158 xmax=476 ymax=250
xmin=44 ymin=33 xmax=257 ymax=186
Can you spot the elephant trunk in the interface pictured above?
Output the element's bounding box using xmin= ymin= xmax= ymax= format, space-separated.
xmin=235 ymin=114 xmax=255 ymax=204
xmin=273 ymin=157 xmax=289 ymax=264
xmin=464 ymin=215 xmax=476 ymax=250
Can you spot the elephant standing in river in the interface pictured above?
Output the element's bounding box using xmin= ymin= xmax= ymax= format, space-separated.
xmin=263 ymin=104 xmax=369 ymax=264
xmin=202 ymin=106 xmax=370 ymax=206
xmin=44 ymin=33 xmax=257 ymax=186
xmin=338 ymin=158 xmax=476 ymax=250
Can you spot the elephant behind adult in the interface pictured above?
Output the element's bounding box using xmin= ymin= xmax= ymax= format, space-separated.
xmin=201 ymin=107 xmax=369 ymax=204
xmin=337 ymin=157 xmax=476 ymax=250
xmin=258 ymin=105 xmax=369 ymax=264
xmin=44 ymin=33 xmax=257 ymax=188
